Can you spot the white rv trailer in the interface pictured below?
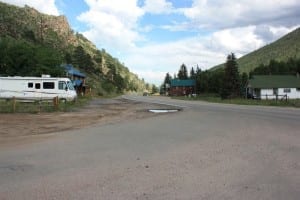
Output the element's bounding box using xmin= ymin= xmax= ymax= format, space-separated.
xmin=0 ymin=76 xmax=77 ymax=101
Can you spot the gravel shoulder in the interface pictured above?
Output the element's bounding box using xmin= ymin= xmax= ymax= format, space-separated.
xmin=0 ymin=97 xmax=177 ymax=138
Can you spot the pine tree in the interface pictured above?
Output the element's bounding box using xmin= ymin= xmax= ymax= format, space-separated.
xmin=240 ymin=72 xmax=248 ymax=97
xmin=73 ymin=46 xmax=86 ymax=68
xmin=73 ymin=45 xmax=94 ymax=73
xmin=178 ymin=63 xmax=188 ymax=79
xmin=196 ymin=65 xmax=201 ymax=75
xmin=162 ymin=72 xmax=172 ymax=94
xmin=220 ymin=53 xmax=240 ymax=99
xmin=190 ymin=67 xmax=196 ymax=79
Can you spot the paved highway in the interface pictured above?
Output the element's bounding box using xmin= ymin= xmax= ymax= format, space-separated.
xmin=0 ymin=95 xmax=299 ymax=199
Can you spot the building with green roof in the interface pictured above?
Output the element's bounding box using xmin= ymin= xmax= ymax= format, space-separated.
xmin=170 ymin=79 xmax=196 ymax=96
xmin=247 ymin=75 xmax=300 ymax=99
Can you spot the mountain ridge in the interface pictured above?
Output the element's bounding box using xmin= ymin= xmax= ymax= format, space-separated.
xmin=210 ymin=27 xmax=300 ymax=73
xmin=0 ymin=1 xmax=147 ymax=95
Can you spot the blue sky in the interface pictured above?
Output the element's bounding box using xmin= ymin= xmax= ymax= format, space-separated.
xmin=2 ymin=0 xmax=300 ymax=85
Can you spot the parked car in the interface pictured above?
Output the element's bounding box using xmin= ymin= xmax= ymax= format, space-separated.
xmin=247 ymin=93 xmax=260 ymax=100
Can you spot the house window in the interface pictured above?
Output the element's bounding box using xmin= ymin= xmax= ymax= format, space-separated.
xmin=297 ymin=88 xmax=300 ymax=92
xmin=283 ymin=88 xmax=291 ymax=93
xmin=28 ymin=82 xmax=33 ymax=88
xmin=273 ymin=88 xmax=278 ymax=95
xmin=43 ymin=82 xmax=55 ymax=89
xmin=35 ymin=83 xmax=41 ymax=89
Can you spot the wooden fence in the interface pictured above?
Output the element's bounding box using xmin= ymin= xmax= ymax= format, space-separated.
xmin=262 ymin=94 xmax=288 ymax=101
xmin=0 ymin=96 xmax=63 ymax=113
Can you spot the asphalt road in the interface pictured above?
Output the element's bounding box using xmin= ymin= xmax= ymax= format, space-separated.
xmin=0 ymin=95 xmax=299 ymax=200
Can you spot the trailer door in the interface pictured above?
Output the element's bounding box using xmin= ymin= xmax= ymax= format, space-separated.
xmin=42 ymin=81 xmax=55 ymax=99
xmin=34 ymin=82 xmax=42 ymax=99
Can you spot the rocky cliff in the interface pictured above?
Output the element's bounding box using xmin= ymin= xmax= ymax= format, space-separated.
xmin=0 ymin=2 xmax=147 ymax=95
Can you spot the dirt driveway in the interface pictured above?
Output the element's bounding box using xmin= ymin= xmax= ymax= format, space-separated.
xmin=0 ymin=97 xmax=174 ymax=138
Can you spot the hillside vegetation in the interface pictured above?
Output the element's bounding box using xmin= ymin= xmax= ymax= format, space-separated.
xmin=211 ymin=27 xmax=300 ymax=73
xmin=0 ymin=2 xmax=147 ymax=95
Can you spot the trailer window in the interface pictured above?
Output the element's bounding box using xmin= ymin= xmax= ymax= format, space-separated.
xmin=43 ymin=82 xmax=55 ymax=89
xmin=35 ymin=83 xmax=41 ymax=89
xmin=59 ymin=81 xmax=67 ymax=90
xmin=28 ymin=82 xmax=33 ymax=88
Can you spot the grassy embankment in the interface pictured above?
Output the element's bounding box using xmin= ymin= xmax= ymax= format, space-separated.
xmin=0 ymin=96 xmax=92 ymax=113
xmin=174 ymin=94 xmax=300 ymax=108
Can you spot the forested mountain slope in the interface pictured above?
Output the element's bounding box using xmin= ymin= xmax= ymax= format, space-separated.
xmin=0 ymin=2 xmax=146 ymax=95
xmin=211 ymin=27 xmax=300 ymax=73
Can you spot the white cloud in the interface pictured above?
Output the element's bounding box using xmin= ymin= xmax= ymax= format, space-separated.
xmin=123 ymin=36 xmax=226 ymax=84
xmin=142 ymin=0 xmax=173 ymax=14
xmin=132 ymin=69 xmax=166 ymax=86
xmin=269 ymin=26 xmax=299 ymax=40
xmin=78 ymin=0 xmax=144 ymax=50
xmin=1 ymin=0 xmax=59 ymax=15
xmin=126 ymin=27 xmax=263 ymax=73
xmin=3 ymin=0 xmax=299 ymax=85
xmin=181 ymin=0 xmax=300 ymax=29
xmin=123 ymin=24 xmax=298 ymax=85
xmin=210 ymin=26 xmax=264 ymax=54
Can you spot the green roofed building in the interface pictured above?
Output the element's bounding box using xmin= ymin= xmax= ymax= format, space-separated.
xmin=170 ymin=79 xmax=196 ymax=96
xmin=247 ymin=75 xmax=300 ymax=99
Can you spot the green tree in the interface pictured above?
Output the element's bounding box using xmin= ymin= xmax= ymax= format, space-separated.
xmin=23 ymin=30 xmax=36 ymax=42
xmin=0 ymin=37 xmax=63 ymax=76
xmin=195 ymin=69 xmax=224 ymax=94
xmin=64 ymin=52 xmax=72 ymax=64
xmin=220 ymin=53 xmax=240 ymax=99
xmin=145 ymin=83 xmax=151 ymax=91
xmin=196 ymin=65 xmax=201 ymax=75
xmin=73 ymin=45 xmax=94 ymax=73
xmin=163 ymin=72 xmax=172 ymax=85
xmin=73 ymin=46 xmax=85 ymax=67
xmin=250 ymin=57 xmax=300 ymax=75
xmin=240 ymin=72 xmax=248 ymax=97
xmin=114 ymin=74 xmax=125 ymax=92
xmin=208 ymin=68 xmax=224 ymax=94
xmin=33 ymin=46 xmax=64 ymax=76
xmin=162 ymin=72 xmax=172 ymax=94
xmin=152 ymin=85 xmax=159 ymax=94
xmin=190 ymin=67 xmax=196 ymax=79
xmin=178 ymin=63 xmax=188 ymax=79
xmin=195 ymin=70 xmax=208 ymax=93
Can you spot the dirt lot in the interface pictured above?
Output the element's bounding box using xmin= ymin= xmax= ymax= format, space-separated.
xmin=0 ymin=97 xmax=175 ymax=138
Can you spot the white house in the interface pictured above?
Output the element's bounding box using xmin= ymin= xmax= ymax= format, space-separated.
xmin=247 ymin=75 xmax=300 ymax=100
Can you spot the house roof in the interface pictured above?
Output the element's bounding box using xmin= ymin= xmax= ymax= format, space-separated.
xmin=170 ymin=79 xmax=196 ymax=87
xmin=72 ymin=79 xmax=83 ymax=86
xmin=63 ymin=64 xmax=86 ymax=78
xmin=248 ymin=75 xmax=300 ymax=88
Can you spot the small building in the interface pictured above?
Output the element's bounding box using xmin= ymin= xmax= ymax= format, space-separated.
xmin=170 ymin=79 xmax=196 ymax=96
xmin=247 ymin=75 xmax=300 ymax=99
xmin=63 ymin=64 xmax=87 ymax=95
